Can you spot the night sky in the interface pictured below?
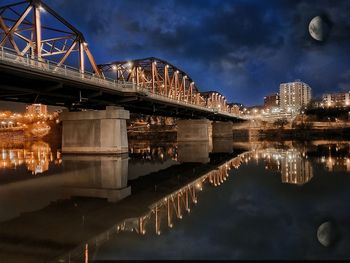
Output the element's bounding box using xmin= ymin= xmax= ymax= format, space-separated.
xmin=2 ymin=0 xmax=350 ymax=108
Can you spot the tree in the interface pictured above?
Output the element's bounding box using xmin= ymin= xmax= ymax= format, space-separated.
xmin=273 ymin=118 xmax=289 ymax=129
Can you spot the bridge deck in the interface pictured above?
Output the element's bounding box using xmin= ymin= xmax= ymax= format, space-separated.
xmin=0 ymin=47 xmax=242 ymax=121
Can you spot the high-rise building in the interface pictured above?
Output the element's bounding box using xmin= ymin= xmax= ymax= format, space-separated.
xmin=264 ymin=93 xmax=280 ymax=109
xmin=279 ymin=80 xmax=311 ymax=113
xmin=322 ymin=91 xmax=350 ymax=108
xmin=26 ymin=104 xmax=48 ymax=116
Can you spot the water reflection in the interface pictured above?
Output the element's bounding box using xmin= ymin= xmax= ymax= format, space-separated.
xmin=239 ymin=148 xmax=314 ymax=185
xmin=129 ymin=141 xmax=177 ymax=162
xmin=177 ymin=142 xmax=210 ymax=163
xmin=0 ymin=139 xmax=349 ymax=262
xmin=233 ymin=142 xmax=350 ymax=185
xmin=115 ymin=159 xmax=234 ymax=236
xmin=0 ymin=141 xmax=61 ymax=178
xmin=62 ymin=155 xmax=130 ymax=202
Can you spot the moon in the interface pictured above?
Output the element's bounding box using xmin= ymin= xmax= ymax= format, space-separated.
xmin=309 ymin=16 xmax=330 ymax=41
xmin=317 ymin=221 xmax=337 ymax=247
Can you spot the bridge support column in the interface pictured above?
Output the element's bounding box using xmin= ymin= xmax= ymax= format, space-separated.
xmin=61 ymin=106 xmax=129 ymax=154
xmin=177 ymin=119 xmax=212 ymax=142
xmin=212 ymin=121 xmax=233 ymax=139
xmin=177 ymin=119 xmax=211 ymax=163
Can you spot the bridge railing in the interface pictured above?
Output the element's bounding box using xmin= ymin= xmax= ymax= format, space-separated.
xmin=0 ymin=46 xmax=135 ymax=92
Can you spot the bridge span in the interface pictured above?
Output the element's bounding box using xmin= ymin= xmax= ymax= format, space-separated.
xmin=0 ymin=0 xmax=245 ymax=154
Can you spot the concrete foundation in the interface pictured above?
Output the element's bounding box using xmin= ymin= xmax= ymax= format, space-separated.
xmin=177 ymin=119 xmax=212 ymax=142
xmin=212 ymin=121 xmax=233 ymax=139
xmin=60 ymin=106 xmax=129 ymax=154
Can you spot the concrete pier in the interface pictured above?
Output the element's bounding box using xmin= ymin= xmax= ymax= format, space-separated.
xmin=177 ymin=119 xmax=212 ymax=142
xmin=212 ymin=121 xmax=233 ymax=139
xmin=60 ymin=106 xmax=129 ymax=154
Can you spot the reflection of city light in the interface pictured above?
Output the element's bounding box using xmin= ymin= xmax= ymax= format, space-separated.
xmin=0 ymin=142 xmax=61 ymax=174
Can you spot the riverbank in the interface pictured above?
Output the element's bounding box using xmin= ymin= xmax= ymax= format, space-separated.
xmin=233 ymin=127 xmax=350 ymax=141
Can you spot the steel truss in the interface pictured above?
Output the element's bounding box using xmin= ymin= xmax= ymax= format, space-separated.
xmin=0 ymin=0 xmax=101 ymax=76
xmin=99 ymin=57 xmax=231 ymax=111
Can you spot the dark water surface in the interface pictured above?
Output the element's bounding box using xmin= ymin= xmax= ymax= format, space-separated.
xmin=0 ymin=139 xmax=349 ymax=261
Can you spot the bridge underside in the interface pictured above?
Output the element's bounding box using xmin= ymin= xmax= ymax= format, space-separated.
xmin=0 ymin=64 xmax=242 ymax=122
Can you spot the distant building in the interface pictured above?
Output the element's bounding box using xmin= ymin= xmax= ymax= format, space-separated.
xmin=322 ymin=91 xmax=350 ymax=108
xmin=246 ymin=105 xmax=265 ymax=115
xmin=26 ymin=104 xmax=48 ymax=117
xmin=227 ymin=103 xmax=243 ymax=115
xmin=264 ymin=93 xmax=280 ymax=109
xmin=309 ymin=98 xmax=323 ymax=109
xmin=279 ymin=80 xmax=311 ymax=113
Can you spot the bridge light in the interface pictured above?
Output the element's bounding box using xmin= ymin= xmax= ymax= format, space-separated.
xmin=191 ymin=81 xmax=195 ymax=85
xmin=184 ymin=75 xmax=187 ymax=79
xmin=83 ymin=42 xmax=88 ymax=47
xmin=153 ymin=61 xmax=157 ymax=65
xmin=38 ymin=5 xmax=46 ymax=12
xmin=165 ymin=65 xmax=169 ymax=68
xmin=127 ymin=62 xmax=133 ymax=68
xmin=112 ymin=65 xmax=117 ymax=70
xmin=175 ymin=70 xmax=179 ymax=74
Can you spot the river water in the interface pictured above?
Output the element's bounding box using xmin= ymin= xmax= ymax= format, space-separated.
xmin=0 ymin=139 xmax=349 ymax=261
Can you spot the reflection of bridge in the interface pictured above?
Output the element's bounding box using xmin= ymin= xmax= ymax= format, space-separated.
xmin=0 ymin=138 xmax=242 ymax=262
xmin=0 ymin=0 xmax=246 ymax=154
xmin=0 ymin=140 xmax=348 ymax=261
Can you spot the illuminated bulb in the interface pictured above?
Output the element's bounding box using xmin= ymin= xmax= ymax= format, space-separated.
xmin=112 ymin=65 xmax=117 ymax=70
xmin=38 ymin=5 xmax=46 ymax=12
